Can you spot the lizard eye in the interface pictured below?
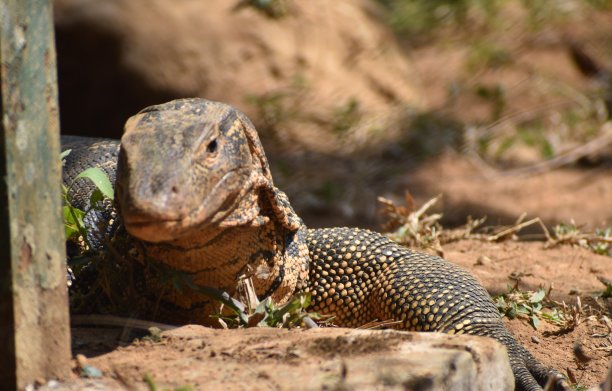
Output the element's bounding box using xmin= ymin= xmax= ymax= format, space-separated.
xmin=196 ymin=137 xmax=218 ymax=159
xmin=206 ymin=139 xmax=217 ymax=154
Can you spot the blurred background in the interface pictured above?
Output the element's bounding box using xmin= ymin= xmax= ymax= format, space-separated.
xmin=53 ymin=0 xmax=612 ymax=230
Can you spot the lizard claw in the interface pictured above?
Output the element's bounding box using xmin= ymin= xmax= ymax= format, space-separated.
xmin=543 ymin=371 xmax=571 ymax=391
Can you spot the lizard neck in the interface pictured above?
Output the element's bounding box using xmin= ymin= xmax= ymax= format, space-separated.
xmin=135 ymin=208 xmax=310 ymax=318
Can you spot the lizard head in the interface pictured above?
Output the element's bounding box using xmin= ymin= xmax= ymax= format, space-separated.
xmin=116 ymin=98 xmax=299 ymax=243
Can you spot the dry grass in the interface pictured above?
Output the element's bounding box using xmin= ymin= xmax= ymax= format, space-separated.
xmin=379 ymin=194 xmax=611 ymax=257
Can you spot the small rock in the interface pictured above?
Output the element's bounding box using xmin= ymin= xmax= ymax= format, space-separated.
xmin=147 ymin=326 xmax=163 ymax=342
xmin=566 ymin=367 xmax=578 ymax=384
xmin=81 ymin=365 xmax=103 ymax=378
xmin=286 ymin=347 xmax=302 ymax=358
xmin=75 ymin=354 xmax=88 ymax=368
xmin=573 ymin=340 xmax=593 ymax=366
xmin=531 ymin=336 xmax=540 ymax=344
xmin=475 ymin=256 xmax=491 ymax=266
xmin=187 ymin=339 xmax=205 ymax=350
xmin=258 ymin=371 xmax=271 ymax=379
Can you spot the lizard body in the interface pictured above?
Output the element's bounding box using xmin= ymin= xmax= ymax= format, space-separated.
xmin=62 ymin=98 xmax=567 ymax=391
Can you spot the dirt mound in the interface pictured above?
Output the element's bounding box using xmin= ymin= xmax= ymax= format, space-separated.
xmin=54 ymin=0 xmax=422 ymax=153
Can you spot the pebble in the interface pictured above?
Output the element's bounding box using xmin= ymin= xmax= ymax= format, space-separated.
xmin=76 ymin=354 xmax=88 ymax=368
xmin=474 ymin=256 xmax=492 ymax=266
xmin=81 ymin=365 xmax=103 ymax=378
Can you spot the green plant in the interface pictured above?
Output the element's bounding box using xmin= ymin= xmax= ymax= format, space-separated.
xmin=494 ymin=287 xmax=547 ymax=329
xmin=572 ymin=384 xmax=589 ymax=391
xmin=379 ymin=194 xmax=492 ymax=255
xmin=547 ymin=222 xmax=612 ymax=257
xmin=61 ymin=150 xmax=114 ymax=247
xmin=474 ymin=83 xmax=507 ymax=121
xmin=376 ymin=0 xmax=602 ymax=38
xmin=467 ymin=42 xmax=513 ymax=72
xmin=376 ymin=0 xmax=501 ymax=39
xmin=246 ymin=92 xmax=292 ymax=130
xmin=210 ymin=276 xmax=325 ymax=328
xmin=585 ymin=0 xmax=612 ymax=9
xmin=245 ymin=72 xmax=308 ymax=135
xmin=493 ymin=286 xmax=583 ymax=330
xmin=520 ymin=0 xmax=573 ymax=31
xmin=61 ymin=149 xmax=129 ymax=311
xmin=517 ymin=120 xmax=555 ymax=159
xmin=331 ymin=98 xmax=362 ymax=135
xmin=143 ymin=258 xmax=324 ymax=329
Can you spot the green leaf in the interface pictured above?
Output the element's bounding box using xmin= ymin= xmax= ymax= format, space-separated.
xmin=63 ymin=205 xmax=85 ymax=239
xmin=182 ymin=276 xmax=249 ymax=325
xmin=75 ymin=167 xmax=114 ymax=201
xmin=90 ymin=188 xmax=104 ymax=206
xmin=255 ymin=298 xmax=272 ymax=316
xmin=541 ymin=311 xmax=562 ymax=325
xmin=530 ymin=289 xmax=545 ymax=303
xmin=493 ymin=295 xmax=506 ymax=308
xmin=515 ymin=304 xmax=530 ymax=315
xmin=507 ymin=303 xmax=517 ymax=319
xmin=60 ymin=149 xmax=72 ymax=163
xmin=266 ymin=292 xmax=313 ymax=327
xmin=143 ymin=373 xmax=157 ymax=391
xmin=275 ymin=294 xmax=305 ymax=319
xmin=530 ymin=314 xmax=540 ymax=330
xmin=64 ymin=224 xmax=80 ymax=240
xmin=61 ymin=183 xmax=69 ymax=199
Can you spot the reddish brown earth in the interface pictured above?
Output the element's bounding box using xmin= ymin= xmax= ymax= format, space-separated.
xmin=447 ymin=240 xmax=612 ymax=388
xmin=62 ymin=327 xmax=515 ymax=391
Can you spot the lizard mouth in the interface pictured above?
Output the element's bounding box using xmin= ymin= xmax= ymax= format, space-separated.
xmin=122 ymin=169 xmax=250 ymax=242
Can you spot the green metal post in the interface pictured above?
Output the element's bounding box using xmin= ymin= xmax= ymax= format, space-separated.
xmin=0 ymin=0 xmax=71 ymax=388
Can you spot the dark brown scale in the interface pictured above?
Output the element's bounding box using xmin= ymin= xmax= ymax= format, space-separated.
xmin=306 ymin=227 xmax=565 ymax=391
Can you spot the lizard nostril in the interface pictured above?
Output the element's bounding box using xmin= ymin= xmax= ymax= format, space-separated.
xmin=171 ymin=185 xmax=179 ymax=194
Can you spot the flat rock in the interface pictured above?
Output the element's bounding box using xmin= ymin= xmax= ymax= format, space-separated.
xmin=45 ymin=326 xmax=514 ymax=390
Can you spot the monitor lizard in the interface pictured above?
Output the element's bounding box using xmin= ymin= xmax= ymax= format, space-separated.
xmin=62 ymin=98 xmax=568 ymax=391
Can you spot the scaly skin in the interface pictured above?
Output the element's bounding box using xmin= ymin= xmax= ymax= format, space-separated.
xmin=62 ymin=98 xmax=568 ymax=391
